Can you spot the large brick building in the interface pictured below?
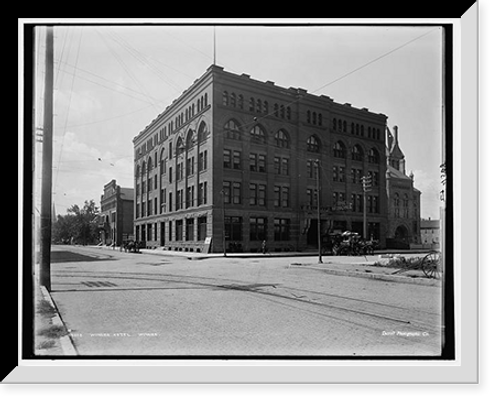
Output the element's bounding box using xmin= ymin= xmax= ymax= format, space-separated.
xmin=133 ymin=65 xmax=389 ymax=252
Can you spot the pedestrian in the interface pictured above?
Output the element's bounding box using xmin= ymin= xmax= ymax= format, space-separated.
xmin=261 ymin=239 xmax=267 ymax=255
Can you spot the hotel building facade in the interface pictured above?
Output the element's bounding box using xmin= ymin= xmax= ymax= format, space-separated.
xmin=133 ymin=65 xmax=389 ymax=253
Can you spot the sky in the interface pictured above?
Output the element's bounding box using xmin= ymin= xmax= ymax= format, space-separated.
xmin=32 ymin=23 xmax=444 ymax=219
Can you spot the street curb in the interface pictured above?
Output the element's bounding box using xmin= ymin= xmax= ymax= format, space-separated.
xmin=289 ymin=264 xmax=441 ymax=287
xmin=39 ymin=286 xmax=78 ymax=356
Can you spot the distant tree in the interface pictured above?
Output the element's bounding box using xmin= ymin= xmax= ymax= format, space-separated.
xmin=52 ymin=200 xmax=100 ymax=245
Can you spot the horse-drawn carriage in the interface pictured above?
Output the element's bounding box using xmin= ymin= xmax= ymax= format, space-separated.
xmin=321 ymin=231 xmax=379 ymax=256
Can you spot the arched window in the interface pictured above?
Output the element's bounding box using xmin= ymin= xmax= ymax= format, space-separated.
xmin=394 ymin=193 xmax=400 ymax=218
xmin=403 ymin=194 xmax=409 ymax=218
xmin=141 ymin=161 xmax=147 ymax=177
xmin=333 ymin=141 xmax=346 ymax=158
xmin=275 ymin=129 xmax=290 ymax=148
xmin=343 ymin=120 xmax=347 ymax=132
xmin=351 ymin=122 xmax=355 ymax=134
xmin=312 ymin=112 xmax=317 ymax=125
xmin=238 ymin=94 xmax=244 ymax=109
xmin=186 ymin=130 xmax=195 ymax=150
xmin=351 ymin=144 xmax=363 ymax=161
xmin=222 ymin=91 xmax=228 ymax=106
xmin=318 ymin=113 xmax=322 ymax=126
xmin=223 ymin=119 xmax=241 ymax=140
xmin=307 ymin=135 xmax=321 ymax=153
xmin=249 ymin=97 xmax=255 ymax=112
xmin=136 ymin=165 xmax=141 ymax=179
xmin=256 ymin=99 xmax=262 ymax=113
xmin=263 ymin=101 xmax=269 ymax=114
xmin=286 ymin=106 xmax=291 ymax=120
xmin=176 ymin=137 xmax=185 ymax=157
xmin=274 ymin=103 xmax=279 ymax=117
xmin=332 ymin=118 xmax=337 ymax=130
xmin=307 ymin=110 xmax=311 ymax=124
xmin=147 ymin=156 xmax=153 ymax=172
xmin=230 ymin=92 xmax=236 ymax=107
xmin=368 ymin=148 xmax=380 ymax=164
xmin=250 ymin=124 xmax=266 ymax=144
xmin=198 ymin=121 xmax=208 ymax=143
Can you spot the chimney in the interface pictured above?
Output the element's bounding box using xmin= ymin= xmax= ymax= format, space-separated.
xmin=393 ymin=125 xmax=399 ymax=142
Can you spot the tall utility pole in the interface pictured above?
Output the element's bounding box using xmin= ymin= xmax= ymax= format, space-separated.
xmin=40 ymin=26 xmax=54 ymax=291
xmin=316 ymin=160 xmax=322 ymax=264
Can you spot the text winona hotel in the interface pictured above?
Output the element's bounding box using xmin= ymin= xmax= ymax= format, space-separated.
xmin=133 ymin=65 xmax=388 ymax=253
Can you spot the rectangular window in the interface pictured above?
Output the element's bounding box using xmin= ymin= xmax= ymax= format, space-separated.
xmin=274 ymin=157 xmax=281 ymax=174
xmin=339 ymin=166 xmax=345 ymax=182
xmin=274 ymin=186 xmax=281 ymax=208
xmin=197 ymin=216 xmax=207 ymax=241
xmin=233 ymin=182 xmax=241 ymax=204
xmin=282 ymin=186 xmax=289 ymax=208
xmin=258 ymin=154 xmax=266 ymax=172
xmin=223 ymin=149 xmax=231 ymax=169
xmin=225 ymin=216 xmax=242 ymax=241
xmin=250 ymin=153 xmax=257 ymax=172
xmin=223 ymin=181 xmax=231 ymax=204
xmin=274 ymin=218 xmax=290 ymax=241
xmin=281 ymin=157 xmax=289 ymax=175
xmin=168 ymin=220 xmax=172 ymax=242
xmin=186 ymin=185 xmax=194 ymax=208
xmin=233 ymin=150 xmax=241 ymax=170
xmin=186 ymin=218 xmax=194 ymax=241
xmin=249 ymin=183 xmax=257 ymax=205
xmin=175 ymin=220 xmax=183 ymax=241
xmin=168 ymin=192 xmax=172 ymax=212
xmin=197 ymin=181 xmax=208 ymax=205
xmin=250 ymin=217 xmax=267 ymax=241
xmin=187 ymin=156 xmax=194 ymax=177
xmin=307 ymin=188 xmax=317 ymax=207
xmin=176 ymin=189 xmax=183 ymax=210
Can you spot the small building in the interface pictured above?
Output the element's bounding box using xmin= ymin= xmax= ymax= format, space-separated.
xmin=420 ymin=218 xmax=440 ymax=248
xmin=99 ymin=180 xmax=134 ymax=246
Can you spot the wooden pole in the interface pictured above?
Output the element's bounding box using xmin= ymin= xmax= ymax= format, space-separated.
xmin=40 ymin=26 xmax=54 ymax=291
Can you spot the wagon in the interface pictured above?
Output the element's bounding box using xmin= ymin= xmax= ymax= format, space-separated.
xmin=321 ymin=232 xmax=378 ymax=256
xmin=389 ymin=250 xmax=443 ymax=279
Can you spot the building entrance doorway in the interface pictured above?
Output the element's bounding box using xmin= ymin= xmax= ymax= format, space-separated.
xmin=307 ymin=219 xmax=318 ymax=246
xmin=395 ymin=225 xmax=409 ymax=243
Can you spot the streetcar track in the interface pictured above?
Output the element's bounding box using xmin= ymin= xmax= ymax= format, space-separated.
xmin=52 ymin=270 xmax=440 ymax=333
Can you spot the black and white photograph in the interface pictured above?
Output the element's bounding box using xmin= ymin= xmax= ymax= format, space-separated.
xmin=13 ymin=13 xmax=481 ymax=385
